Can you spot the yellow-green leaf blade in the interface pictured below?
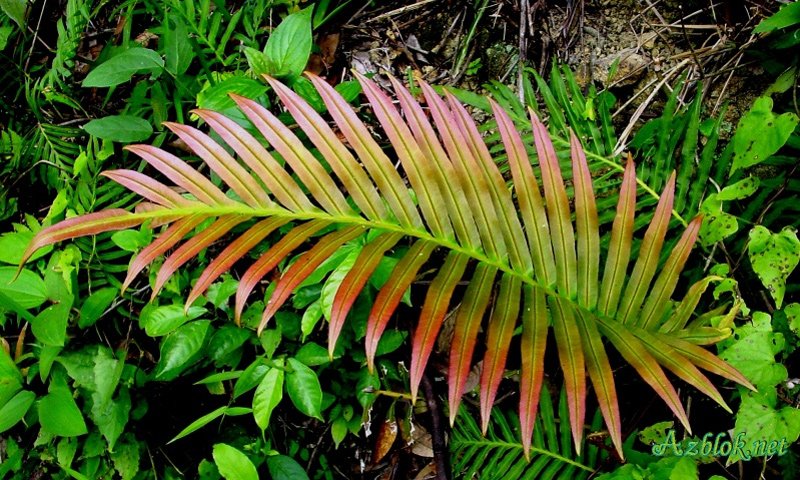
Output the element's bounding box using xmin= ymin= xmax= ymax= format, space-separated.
xmin=447 ymin=264 xmax=497 ymax=424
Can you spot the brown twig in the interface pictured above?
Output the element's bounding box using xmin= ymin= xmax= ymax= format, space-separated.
xmin=421 ymin=374 xmax=449 ymax=480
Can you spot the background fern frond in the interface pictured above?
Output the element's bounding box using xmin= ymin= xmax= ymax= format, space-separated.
xmin=451 ymin=383 xmax=605 ymax=480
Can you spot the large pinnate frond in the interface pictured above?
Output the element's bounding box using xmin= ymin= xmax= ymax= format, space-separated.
xmin=21 ymin=72 xmax=754 ymax=459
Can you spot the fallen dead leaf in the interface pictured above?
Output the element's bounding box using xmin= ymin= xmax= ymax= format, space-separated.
xmin=410 ymin=423 xmax=434 ymax=458
xmin=413 ymin=462 xmax=437 ymax=480
xmin=372 ymin=417 xmax=399 ymax=464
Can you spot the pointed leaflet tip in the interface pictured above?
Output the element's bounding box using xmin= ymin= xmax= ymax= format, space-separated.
xmin=519 ymin=286 xmax=547 ymax=458
xmin=447 ymin=265 xmax=497 ymax=427
xmin=20 ymin=209 xmax=143 ymax=270
xmin=478 ymin=275 xmax=520 ymax=434
xmin=234 ymin=220 xmax=329 ymax=327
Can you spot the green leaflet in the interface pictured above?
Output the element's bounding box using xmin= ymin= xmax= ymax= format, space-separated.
xmin=267 ymin=455 xmax=309 ymax=480
xmin=286 ymin=357 xmax=322 ymax=420
xmin=155 ymin=320 xmax=212 ymax=380
xmin=730 ymin=96 xmax=799 ymax=174
xmin=698 ymin=176 xmax=759 ymax=247
xmin=82 ymin=48 xmax=164 ymax=88
xmin=39 ymin=383 xmax=88 ymax=437
xmin=140 ymin=304 xmax=208 ymax=337
xmin=253 ymin=364 xmax=283 ymax=432
xmin=748 ymin=225 xmax=800 ymax=309
xmin=213 ymin=443 xmax=259 ymax=480
xmin=729 ymin=392 xmax=800 ymax=463
xmin=262 ymin=7 xmax=312 ymax=80
xmin=83 ymin=116 xmax=153 ymax=143
xmin=0 ymin=391 xmax=35 ymax=433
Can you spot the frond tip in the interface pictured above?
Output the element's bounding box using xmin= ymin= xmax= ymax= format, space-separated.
xmin=21 ymin=72 xmax=752 ymax=459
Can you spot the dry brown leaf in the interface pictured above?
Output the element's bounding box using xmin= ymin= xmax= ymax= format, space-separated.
xmin=413 ymin=462 xmax=437 ymax=480
xmin=410 ymin=423 xmax=434 ymax=458
xmin=371 ymin=417 xmax=398 ymax=464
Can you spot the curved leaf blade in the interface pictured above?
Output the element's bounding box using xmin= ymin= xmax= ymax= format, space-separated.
xmin=447 ymin=264 xmax=497 ymax=424
xmin=258 ymin=226 xmax=364 ymax=334
xmin=479 ymin=274 xmax=521 ymax=432
xmin=194 ymin=108 xmax=314 ymax=212
xmin=365 ymin=240 xmax=436 ymax=370
xmin=409 ymin=251 xmax=470 ymax=402
xmin=307 ymin=73 xmax=423 ymax=229
xmin=329 ymin=232 xmax=403 ymax=356
xmin=355 ymin=72 xmax=453 ymax=239
xmin=235 ymin=220 xmax=329 ymax=324
xmin=186 ymin=218 xmax=289 ymax=308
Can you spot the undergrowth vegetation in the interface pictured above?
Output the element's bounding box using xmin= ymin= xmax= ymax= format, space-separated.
xmin=1 ymin=1 xmax=799 ymax=479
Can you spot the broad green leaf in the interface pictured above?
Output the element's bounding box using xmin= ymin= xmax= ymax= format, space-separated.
xmin=320 ymin=247 xmax=360 ymax=321
xmin=253 ymin=365 xmax=283 ymax=431
xmin=92 ymin=387 xmax=130 ymax=450
xmin=373 ymin=330 xmax=407 ymax=357
xmin=206 ymin=276 xmax=239 ymax=309
xmin=234 ymin=360 xmax=269 ymax=399
xmin=110 ymin=434 xmax=140 ymax=480
xmin=155 ymin=320 xmax=211 ymax=380
xmin=90 ymin=347 xmax=124 ymax=407
xmin=0 ymin=0 xmax=26 ymax=28
xmin=82 ymin=48 xmax=164 ymax=87
xmin=84 ymin=116 xmax=153 ymax=143
xmin=286 ymin=358 xmax=322 ymax=419
xmin=244 ymin=47 xmax=270 ymax=77
xmin=140 ymin=304 xmax=207 ymax=337
xmin=730 ymin=96 xmax=799 ymax=173
xmin=0 ymin=26 xmax=10 ymax=51
xmin=266 ymin=455 xmax=309 ymax=480
xmin=110 ymin=229 xmax=150 ymax=252
xmin=331 ymin=417 xmax=347 ymax=448
xmin=649 ymin=457 xmax=698 ymax=479
xmin=729 ymin=392 xmax=800 ymax=463
xmin=0 ymin=349 xmax=22 ymax=406
xmin=292 ymin=76 xmax=325 ymax=112
xmin=787 ymin=303 xmax=800 ymax=335
xmin=754 ymin=1 xmax=800 ymax=33
xmin=748 ymin=226 xmax=800 ymax=308
xmin=162 ymin=14 xmax=193 ymax=76
xmin=0 ymin=267 xmax=47 ymax=309
xmin=0 ymin=231 xmax=50 ymax=265
xmin=208 ymin=325 xmax=251 ymax=367
xmin=213 ymin=444 xmax=258 ymax=480
xmin=31 ymin=299 xmax=72 ymax=346
xmin=57 ymin=436 xmax=78 ymax=467
xmin=39 ymin=385 xmax=88 ymax=437
xmin=295 ymin=342 xmax=331 ymax=366
xmin=263 ymin=7 xmax=312 ymax=79
xmin=78 ymin=287 xmax=118 ymax=328
xmin=300 ymin=300 xmax=323 ymax=341
xmin=0 ymin=390 xmax=35 ymax=433
xmin=698 ymin=177 xmax=759 ymax=247
xmin=719 ymin=312 xmax=787 ymax=390
xmin=197 ymin=76 xmax=269 ymax=113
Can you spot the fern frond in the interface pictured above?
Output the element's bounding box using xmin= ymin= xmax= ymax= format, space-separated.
xmin=22 ymin=73 xmax=755 ymax=459
xmin=451 ymin=384 xmax=603 ymax=480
